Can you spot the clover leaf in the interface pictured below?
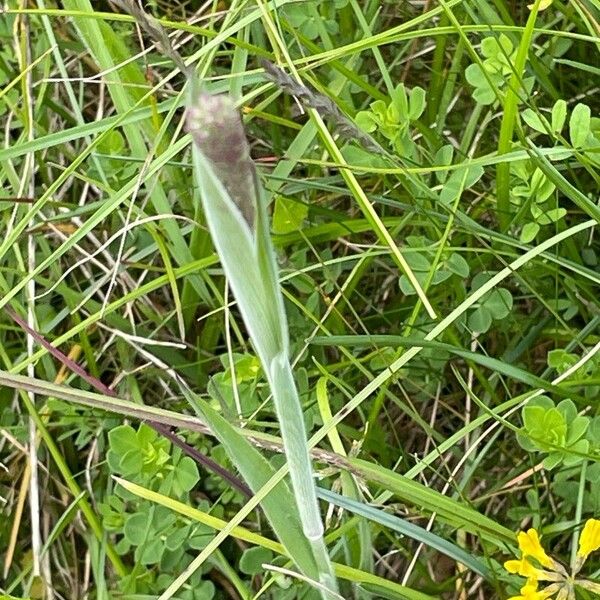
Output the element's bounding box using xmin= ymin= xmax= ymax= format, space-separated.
xmin=239 ymin=546 xmax=274 ymax=575
xmin=466 ymin=33 xmax=534 ymax=105
xmin=466 ymin=273 xmax=513 ymax=333
xmin=517 ymin=397 xmax=590 ymax=469
xmin=355 ymin=83 xmax=426 ymax=159
xmin=548 ymin=349 xmax=600 ymax=399
xmin=398 ymin=240 xmax=469 ymax=296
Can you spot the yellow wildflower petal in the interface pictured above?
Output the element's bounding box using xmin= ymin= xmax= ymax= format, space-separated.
xmin=504 ymin=557 xmax=541 ymax=579
xmin=517 ymin=529 xmax=553 ymax=568
xmin=577 ymin=518 xmax=600 ymax=559
xmin=523 ymin=583 xmax=554 ymax=599
xmin=508 ymin=583 xmax=547 ymax=600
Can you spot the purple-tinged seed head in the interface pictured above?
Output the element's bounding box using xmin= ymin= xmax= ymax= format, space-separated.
xmin=186 ymin=93 xmax=257 ymax=229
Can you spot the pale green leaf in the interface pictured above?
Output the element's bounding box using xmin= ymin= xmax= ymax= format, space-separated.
xmin=551 ymin=99 xmax=567 ymax=133
xmin=569 ymin=103 xmax=591 ymax=148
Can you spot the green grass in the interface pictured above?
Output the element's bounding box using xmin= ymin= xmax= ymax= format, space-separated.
xmin=0 ymin=1 xmax=599 ymax=599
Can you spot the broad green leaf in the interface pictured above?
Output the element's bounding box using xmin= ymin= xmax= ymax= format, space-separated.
xmin=537 ymin=207 xmax=566 ymax=225
xmin=184 ymin=392 xmax=320 ymax=581
xmin=119 ymin=449 xmax=143 ymax=475
xmin=137 ymin=423 xmax=159 ymax=446
xmin=481 ymin=36 xmax=500 ymax=58
xmin=239 ymin=546 xmax=274 ymax=575
xmin=522 ymin=109 xmax=549 ymax=133
xmin=587 ymin=417 xmax=600 ymax=444
xmin=484 ymin=288 xmax=513 ymax=319
xmin=230 ymin=353 xmax=261 ymax=383
xmin=165 ymin=525 xmax=191 ymax=551
xmin=523 ymin=406 xmax=567 ymax=450
xmin=527 ymin=143 xmax=600 ymax=223
xmin=566 ymin=416 xmax=589 ymax=445
xmin=108 ymin=424 xmax=139 ymax=456
xmin=97 ymin=129 xmax=125 ymax=154
xmin=587 ymin=463 xmax=600 ymax=482
xmin=527 ymin=396 xmax=555 ymax=410
xmin=434 ymin=145 xmax=454 ymax=183
xmin=447 ymin=253 xmax=470 ymax=277
xmin=439 ymin=165 xmax=484 ymax=204
xmin=468 ymin=306 xmax=492 ymax=333
xmin=391 ymin=84 xmax=408 ymax=119
xmin=189 ymin=524 xmax=213 ymax=550
xmin=563 ymin=440 xmax=589 ymax=466
xmin=543 ymin=453 xmax=563 ymax=470
xmin=547 ymin=349 xmax=577 ymax=372
xmin=273 ymin=196 xmax=309 ymax=234
xmin=355 ymin=110 xmax=377 ymax=133
xmin=399 ymin=252 xmax=430 ymax=295
xmin=342 ymin=145 xmax=388 ymax=168
xmin=173 ymin=456 xmax=200 ymax=494
xmin=522 ymin=405 xmax=548 ymax=432
xmin=139 ymin=537 xmax=165 ymax=565
xmin=189 ymin=580 xmax=215 ymax=600
xmin=517 ymin=430 xmax=538 ymax=452
xmin=520 ymin=222 xmax=539 ymax=243
xmin=530 ymin=168 xmax=555 ymax=203
xmin=569 ymin=103 xmax=591 ymax=147
xmin=465 ymin=63 xmax=486 ymax=87
xmin=408 ymin=86 xmax=426 ymax=120
xmin=556 ymin=398 xmax=577 ymax=422
xmin=124 ymin=512 xmax=151 ymax=546
xmin=551 ymin=99 xmax=567 ymax=133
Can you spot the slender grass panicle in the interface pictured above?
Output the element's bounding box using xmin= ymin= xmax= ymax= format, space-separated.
xmin=261 ymin=59 xmax=387 ymax=155
xmin=112 ymin=0 xmax=190 ymax=75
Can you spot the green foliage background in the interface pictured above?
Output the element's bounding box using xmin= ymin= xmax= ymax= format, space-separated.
xmin=0 ymin=0 xmax=599 ymax=599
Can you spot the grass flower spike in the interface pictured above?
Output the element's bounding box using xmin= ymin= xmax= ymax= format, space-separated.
xmin=186 ymin=88 xmax=338 ymax=598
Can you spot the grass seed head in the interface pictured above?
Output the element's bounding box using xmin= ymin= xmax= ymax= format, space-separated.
xmin=186 ymin=93 xmax=257 ymax=229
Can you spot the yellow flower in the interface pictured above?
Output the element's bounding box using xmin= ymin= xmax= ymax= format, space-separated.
xmin=508 ymin=583 xmax=552 ymax=600
xmin=577 ymin=519 xmax=600 ymax=560
xmin=504 ymin=556 xmax=542 ymax=579
xmin=517 ymin=529 xmax=554 ymax=568
xmin=505 ymin=518 xmax=599 ymax=598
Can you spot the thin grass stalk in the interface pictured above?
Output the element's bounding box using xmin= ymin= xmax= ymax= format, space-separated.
xmin=496 ymin=0 xmax=544 ymax=231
